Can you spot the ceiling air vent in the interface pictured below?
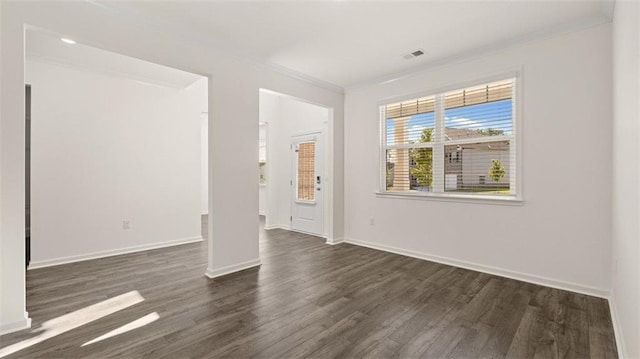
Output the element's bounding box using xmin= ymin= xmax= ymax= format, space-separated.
xmin=403 ymin=49 xmax=425 ymax=60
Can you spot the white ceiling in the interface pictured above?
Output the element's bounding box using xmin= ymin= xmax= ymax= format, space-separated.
xmin=26 ymin=29 xmax=204 ymax=89
xmin=98 ymin=0 xmax=610 ymax=89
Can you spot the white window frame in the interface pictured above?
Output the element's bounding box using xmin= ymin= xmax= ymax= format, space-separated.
xmin=377 ymin=72 xmax=524 ymax=205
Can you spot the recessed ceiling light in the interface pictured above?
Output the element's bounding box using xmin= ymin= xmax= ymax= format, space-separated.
xmin=61 ymin=38 xmax=76 ymax=44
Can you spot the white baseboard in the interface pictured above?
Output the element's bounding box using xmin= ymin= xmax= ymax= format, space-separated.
xmin=205 ymin=258 xmax=262 ymax=279
xmin=263 ymin=224 xmax=326 ymax=241
xmin=343 ymin=237 xmax=610 ymax=298
xmin=28 ymin=236 xmax=204 ymax=270
xmin=608 ymin=294 xmax=627 ymax=358
xmin=0 ymin=312 xmax=31 ymax=336
xmin=264 ymin=224 xmax=291 ymax=230
xmin=325 ymin=237 xmax=345 ymax=245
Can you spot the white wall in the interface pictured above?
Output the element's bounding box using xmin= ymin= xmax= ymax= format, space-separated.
xmin=261 ymin=92 xmax=329 ymax=232
xmin=0 ymin=1 xmax=344 ymax=333
xmin=258 ymin=186 xmax=266 ymax=216
xmin=201 ymin=115 xmax=208 ymax=215
xmin=344 ymin=24 xmax=612 ymax=295
xmin=258 ymin=123 xmax=266 ymax=216
xmin=26 ymin=59 xmax=204 ymax=266
xmin=260 ymin=92 xmax=279 ymax=223
xmin=611 ymin=1 xmax=640 ymax=357
xmin=195 ymin=78 xmax=209 ymax=214
xmin=200 ymin=80 xmax=208 ymax=215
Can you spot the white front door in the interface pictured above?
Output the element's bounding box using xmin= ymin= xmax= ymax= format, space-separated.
xmin=291 ymin=132 xmax=323 ymax=236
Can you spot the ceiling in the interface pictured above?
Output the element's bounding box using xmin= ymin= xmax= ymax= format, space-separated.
xmin=26 ymin=29 xmax=204 ymax=89
xmin=97 ymin=0 xmax=611 ymax=89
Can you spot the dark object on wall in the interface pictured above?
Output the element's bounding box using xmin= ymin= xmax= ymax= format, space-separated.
xmin=26 ymin=84 xmax=31 ymax=268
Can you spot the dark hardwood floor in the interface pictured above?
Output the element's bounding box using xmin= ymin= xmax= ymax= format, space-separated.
xmin=0 ymin=216 xmax=617 ymax=358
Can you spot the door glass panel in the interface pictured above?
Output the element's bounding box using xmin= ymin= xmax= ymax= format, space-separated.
xmin=297 ymin=141 xmax=315 ymax=201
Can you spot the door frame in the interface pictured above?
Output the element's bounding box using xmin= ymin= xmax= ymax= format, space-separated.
xmin=260 ymin=88 xmax=335 ymax=243
xmin=290 ymin=129 xmax=325 ymax=236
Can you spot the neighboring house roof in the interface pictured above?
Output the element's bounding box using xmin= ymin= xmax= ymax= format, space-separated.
xmin=444 ymin=127 xmax=487 ymax=141
xmin=387 ymin=127 xmax=508 ymax=162
xmin=443 ymin=128 xmax=509 ymax=151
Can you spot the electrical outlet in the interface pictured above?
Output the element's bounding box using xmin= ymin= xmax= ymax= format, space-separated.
xmin=123 ymin=220 xmax=131 ymax=230
xmin=369 ymin=217 xmax=375 ymax=226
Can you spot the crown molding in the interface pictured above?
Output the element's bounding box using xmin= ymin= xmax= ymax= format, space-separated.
xmin=83 ymin=0 xmax=612 ymax=96
xmin=255 ymin=60 xmax=344 ymax=94
xmin=345 ymin=13 xmax=612 ymax=92
xmin=83 ymin=0 xmax=344 ymax=95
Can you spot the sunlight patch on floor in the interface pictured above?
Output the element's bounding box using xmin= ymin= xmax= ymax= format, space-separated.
xmin=0 ymin=291 xmax=144 ymax=358
xmin=82 ymin=312 xmax=159 ymax=347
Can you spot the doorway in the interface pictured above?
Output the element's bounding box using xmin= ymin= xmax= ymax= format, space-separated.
xmin=258 ymin=89 xmax=331 ymax=239
xmin=291 ymin=132 xmax=324 ymax=236
xmin=24 ymin=28 xmax=208 ymax=268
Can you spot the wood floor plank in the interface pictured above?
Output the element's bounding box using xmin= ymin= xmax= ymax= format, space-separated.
xmin=0 ymin=216 xmax=618 ymax=358
xmin=587 ymin=296 xmax=619 ymax=359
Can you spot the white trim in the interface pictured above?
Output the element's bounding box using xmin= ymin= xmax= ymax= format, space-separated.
xmin=266 ymin=223 xmax=326 ymax=239
xmin=325 ymin=237 xmax=344 ymax=245
xmin=285 ymin=227 xmax=326 ymax=239
xmin=376 ymin=70 xmax=521 ymax=107
xmin=0 ymin=313 xmax=31 ymax=336
xmin=346 ymin=15 xmax=610 ymax=92
xmin=256 ymin=61 xmax=344 ymax=95
xmin=205 ymin=258 xmax=262 ymax=279
xmin=83 ymin=2 xmax=344 ymax=94
xmin=52 ymin=1 xmax=613 ymax=96
xmin=28 ymin=236 xmax=203 ymax=270
xmin=608 ymin=294 xmax=628 ymax=358
xmin=260 ymin=88 xmax=335 ymax=110
xmin=375 ymin=191 xmax=523 ymax=206
xmin=263 ymin=224 xmax=291 ymax=231
xmin=88 ymin=0 xmax=612 ymax=94
xmin=343 ymin=237 xmax=610 ymax=298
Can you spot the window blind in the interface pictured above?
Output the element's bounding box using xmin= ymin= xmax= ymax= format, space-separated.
xmin=297 ymin=142 xmax=315 ymax=201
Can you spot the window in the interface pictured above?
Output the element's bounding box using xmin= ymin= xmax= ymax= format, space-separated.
xmin=296 ymin=141 xmax=316 ymax=201
xmin=380 ymin=78 xmax=517 ymax=199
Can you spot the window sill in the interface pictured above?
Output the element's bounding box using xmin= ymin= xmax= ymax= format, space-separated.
xmin=375 ymin=191 xmax=524 ymax=206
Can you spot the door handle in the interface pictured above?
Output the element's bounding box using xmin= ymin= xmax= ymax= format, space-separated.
xmin=316 ymin=187 xmax=321 ymax=191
